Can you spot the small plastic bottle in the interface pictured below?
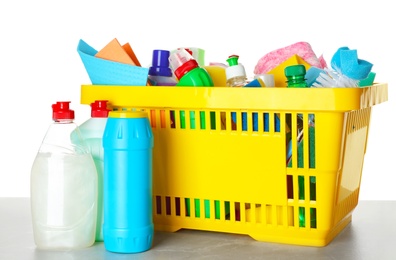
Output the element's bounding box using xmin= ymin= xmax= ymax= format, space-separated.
xmin=78 ymin=100 xmax=111 ymax=242
xmin=169 ymin=48 xmax=213 ymax=87
xmin=284 ymin=65 xmax=308 ymax=88
xmin=103 ymin=110 xmax=154 ymax=253
xmin=30 ymin=101 xmax=97 ymax=250
xmin=148 ymin=50 xmax=178 ymax=86
xmin=226 ymin=55 xmax=248 ymax=87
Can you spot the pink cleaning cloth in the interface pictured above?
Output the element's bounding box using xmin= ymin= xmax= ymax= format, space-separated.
xmin=254 ymin=42 xmax=327 ymax=75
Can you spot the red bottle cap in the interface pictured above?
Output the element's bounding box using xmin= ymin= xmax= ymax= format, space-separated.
xmin=174 ymin=59 xmax=198 ymax=80
xmin=52 ymin=101 xmax=74 ymax=120
xmin=169 ymin=48 xmax=199 ymax=80
xmin=91 ymin=100 xmax=111 ymax=118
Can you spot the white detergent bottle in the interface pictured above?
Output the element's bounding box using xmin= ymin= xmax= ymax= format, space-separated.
xmin=78 ymin=100 xmax=110 ymax=242
xmin=30 ymin=101 xmax=98 ymax=250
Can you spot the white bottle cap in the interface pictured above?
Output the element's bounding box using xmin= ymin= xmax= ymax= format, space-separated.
xmin=225 ymin=55 xmax=246 ymax=80
xmin=226 ymin=64 xmax=246 ymax=80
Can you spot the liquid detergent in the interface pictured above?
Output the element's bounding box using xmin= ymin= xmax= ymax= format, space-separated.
xmin=30 ymin=101 xmax=97 ymax=250
xmin=78 ymin=100 xmax=110 ymax=242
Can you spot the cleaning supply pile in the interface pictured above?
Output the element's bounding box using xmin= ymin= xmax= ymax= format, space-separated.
xmin=77 ymin=38 xmax=376 ymax=88
xmin=77 ymin=39 xmax=378 ymax=224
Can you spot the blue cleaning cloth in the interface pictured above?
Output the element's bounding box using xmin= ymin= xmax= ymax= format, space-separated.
xmin=244 ymin=78 xmax=263 ymax=87
xmin=331 ymin=47 xmax=373 ymax=80
xmin=305 ymin=67 xmax=326 ymax=87
xmin=77 ymin=39 xmax=149 ymax=85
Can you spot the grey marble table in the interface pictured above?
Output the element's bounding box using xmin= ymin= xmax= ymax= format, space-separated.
xmin=1 ymin=198 xmax=395 ymax=260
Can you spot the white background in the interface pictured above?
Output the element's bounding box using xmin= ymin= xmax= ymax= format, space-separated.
xmin=0 ymin=0 xmax=394 ymax=199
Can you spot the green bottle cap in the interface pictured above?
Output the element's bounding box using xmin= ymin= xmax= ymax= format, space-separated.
xmin=285 ymin=65 xmax=308 ymax=88
xmin=226 ymin=55 xmax=239 ymax=66
xmin=284 ymin=65 xmax=306 ymax=77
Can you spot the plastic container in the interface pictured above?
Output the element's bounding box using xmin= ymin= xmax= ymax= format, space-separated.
xmin=102 ymin=110 xmax=154 ymax=253
xmin=30 ymin=101 xmax=97 ymax=250
xmin=78 ymin=100 xmax=110 ymax=242
xmin=148 ymin=50 xmax=178 ymax=86
xmin=226 ymin=55 xmax=248 ymax=87
xmin=81 ymin=82 xmax=388 ymax=247
xmin=169 ymin=48 xmax=213 ymax=87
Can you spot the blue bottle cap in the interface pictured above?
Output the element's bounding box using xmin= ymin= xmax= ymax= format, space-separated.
xmin=149 ymin=50 xmax=172 ymax=77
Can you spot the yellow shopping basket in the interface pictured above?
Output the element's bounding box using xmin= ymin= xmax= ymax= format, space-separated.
xmin=81 ymin=83 xmax=388 ymax=247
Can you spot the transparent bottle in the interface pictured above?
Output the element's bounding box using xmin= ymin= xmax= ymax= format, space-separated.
xmin=78 ymin=100 xmax=110 ymax=242
xmin=30 ymin=101 xmax=98 ymax=250
xmin=226 ymin=55 xmax=248 ymax=87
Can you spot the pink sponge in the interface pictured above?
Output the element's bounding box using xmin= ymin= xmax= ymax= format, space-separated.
xmin=254 ymin=42 xmax=327 ymax=75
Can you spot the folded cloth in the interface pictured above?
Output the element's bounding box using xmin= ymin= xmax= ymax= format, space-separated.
xmin=254 ymin=41 xmax=326 ymax=75
xmin=77 ymin=39 xmax=148 ymax=85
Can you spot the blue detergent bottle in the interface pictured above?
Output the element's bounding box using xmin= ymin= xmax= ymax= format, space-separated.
xmin=102 ymin=110 xmax=154 ymax=253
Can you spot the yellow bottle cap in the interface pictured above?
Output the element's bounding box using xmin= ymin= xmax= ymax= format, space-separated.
xmin=108 ymin=110 xmax=148 ymax=119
